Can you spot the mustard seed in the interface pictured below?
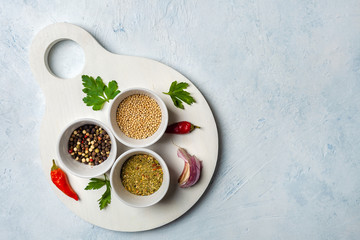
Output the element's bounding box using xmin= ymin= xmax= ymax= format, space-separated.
xmin=116 ymin=94 xmax=162 ymax=139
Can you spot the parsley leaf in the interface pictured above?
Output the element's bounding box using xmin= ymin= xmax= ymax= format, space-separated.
xmin=84 ymin=178 xmax=106 ymax=190
xmin=104 ymin=80 xmax=120 ymax=100
xmin=82 ymin=75 xmax=120 ymax=111
xmin=163 ymin=81 xmax=196 ymax=109
xmin=84 ymin=174 xmax=111 ymax=210
xmin=99 ymin=181 xmax=111 ymax=210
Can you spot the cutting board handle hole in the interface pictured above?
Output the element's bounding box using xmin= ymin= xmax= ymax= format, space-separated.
xmin=47 ymin=39 xmax=85 ymax=79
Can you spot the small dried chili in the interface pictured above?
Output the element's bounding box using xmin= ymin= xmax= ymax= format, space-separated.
xmin=165 ymin=121 xmax=200 ymax=134
xmin=50 ymin=160 xmax=79 ymax=201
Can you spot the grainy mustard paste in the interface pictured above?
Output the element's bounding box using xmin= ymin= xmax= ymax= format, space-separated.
xmin=121 ymin=154 xmax=163 ymax=196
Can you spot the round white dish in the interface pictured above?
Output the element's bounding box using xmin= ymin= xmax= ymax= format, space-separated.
xmin=110 ymin=148 xmax=170 ymax=208
xmin=30 ymin=23 xmax=219 ymax=232
xmin=108 ymin=88 xmax=168 ymax=148
xmin=57 ymin=118 xmax=117 ymax=178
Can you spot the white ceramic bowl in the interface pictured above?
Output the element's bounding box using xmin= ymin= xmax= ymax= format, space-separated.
xmin=108 ymin=88 xmax=168 ymax=148
xmin=110 ymin=148 xmax=170 ymax=208
xmin=57 ymin=118 xmax=117 ymax=178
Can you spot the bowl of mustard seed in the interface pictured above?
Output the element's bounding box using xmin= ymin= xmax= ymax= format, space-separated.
xmin=57 ymin=118 xmax=117 ymax=178
xmin=108 ymin=88 xmax=168 ymax=148
xmin=110 ymin=148 xmax=170 ymax=208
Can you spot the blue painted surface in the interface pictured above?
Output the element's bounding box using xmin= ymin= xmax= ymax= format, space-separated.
xmin=1 ymin=1 xmax=360 ymax=239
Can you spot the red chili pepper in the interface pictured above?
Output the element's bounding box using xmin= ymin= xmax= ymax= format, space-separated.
xmin=165 ymin=121 xmax=200 ymax=134
xmin=50 ymin=160 xmax=79 ymax=201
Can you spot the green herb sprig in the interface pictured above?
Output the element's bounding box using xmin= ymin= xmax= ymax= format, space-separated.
xmin=85 ymin=174 xmax=111 ymax=210
xmin=82 ymin=75 xmax=120 ymax=110
xmin=163 ymin=81 xmax=195 ymax=109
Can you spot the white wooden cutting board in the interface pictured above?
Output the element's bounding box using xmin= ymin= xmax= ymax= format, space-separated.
xmin=29 ymin=23 xmax=218 ymax=232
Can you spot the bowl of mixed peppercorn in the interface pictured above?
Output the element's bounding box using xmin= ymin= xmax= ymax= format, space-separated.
xmin=57 ymin=118 xmax=117 ymax=178
xmin=108 ymin=88 xmax=168 ymax=148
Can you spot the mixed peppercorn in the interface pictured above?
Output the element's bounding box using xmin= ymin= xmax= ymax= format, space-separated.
xmin=68 ymin=124 xmax=111 ymax=166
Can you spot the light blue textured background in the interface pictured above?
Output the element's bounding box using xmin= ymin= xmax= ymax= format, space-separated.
xmin=1 ymin=1 xmax=360 ymax=239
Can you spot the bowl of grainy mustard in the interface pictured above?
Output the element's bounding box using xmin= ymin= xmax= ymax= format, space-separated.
xmin=108 ymin=88 xmax=168 ymax=148
xmin=110 ymin=148 xmax=170 ymax=208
